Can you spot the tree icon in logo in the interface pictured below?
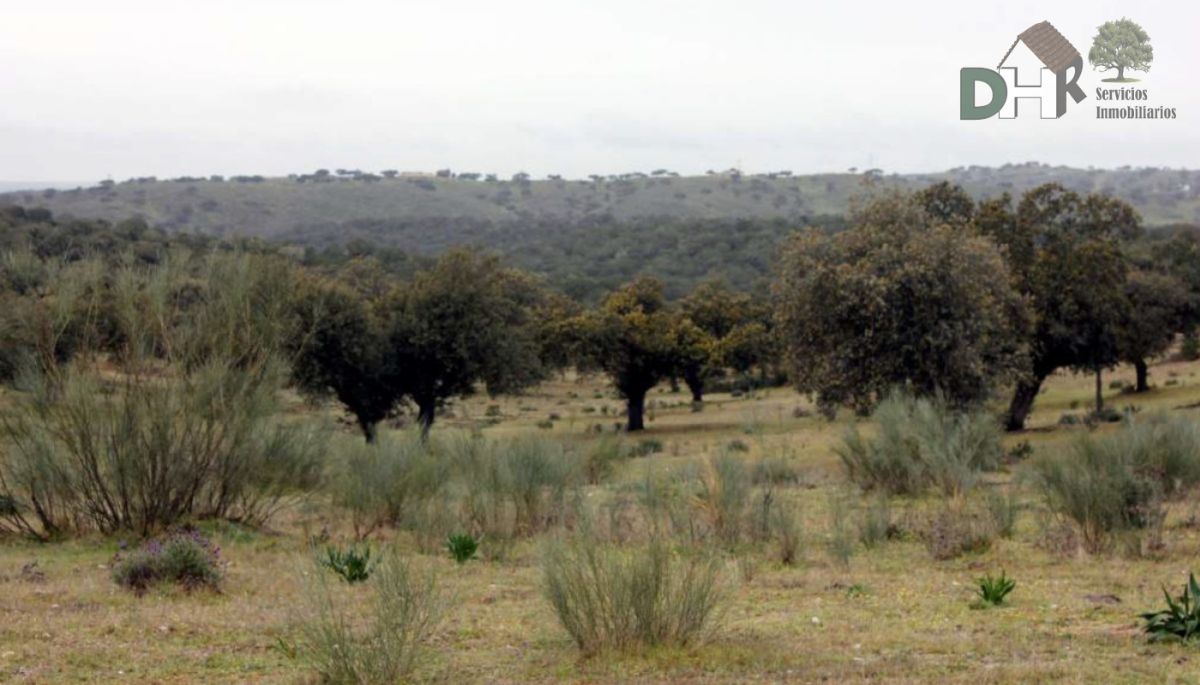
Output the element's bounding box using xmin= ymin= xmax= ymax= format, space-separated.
xmin=1088 ymin=18 xmax=1153 ymax=82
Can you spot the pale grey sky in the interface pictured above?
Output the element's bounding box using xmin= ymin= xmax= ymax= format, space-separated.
xmin=1 ymin=0 xmax=1196 ymax=182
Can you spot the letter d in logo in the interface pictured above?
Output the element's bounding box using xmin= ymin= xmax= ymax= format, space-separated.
xmin=960 ymin=68 xmax=1007 ymax=120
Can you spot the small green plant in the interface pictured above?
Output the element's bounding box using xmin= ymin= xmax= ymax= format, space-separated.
xmin=1141 ymin=572 xmax=1200 ymax=643
xmin=320 ymin=543 xmax=375 ymax=583
xmin=447 ymin=532 xmax=480 ymax=564
xmin=974 ymin=570 xmax=1016 ymax=607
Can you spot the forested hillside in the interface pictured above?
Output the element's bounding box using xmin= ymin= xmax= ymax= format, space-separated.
xmin=4 ymin=164 xmax=1197 ymax=239
xmin=4 ymin=163 xmax=1197 ymax=300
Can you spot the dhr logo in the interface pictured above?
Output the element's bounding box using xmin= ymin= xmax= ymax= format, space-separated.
xmin=960 ymin=21 xmax=1087 ymax=119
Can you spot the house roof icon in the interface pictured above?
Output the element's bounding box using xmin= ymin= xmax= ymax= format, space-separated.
xmin=998 ymin=21 xmax=1080 ymax=74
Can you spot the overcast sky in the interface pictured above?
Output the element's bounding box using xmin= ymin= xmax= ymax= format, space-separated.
xmin=1 ymin=0 xmax=1196 ymax=183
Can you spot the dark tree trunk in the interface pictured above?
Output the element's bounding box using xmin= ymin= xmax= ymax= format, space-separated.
xmin=1117 ymin=65 xmax=1125 ymax=80
xmin=626 ymin=389 xmax=647 ymax=432
xmin=358 ymin=418 xmax=378 ymax=444
xmin=1134 ymin=359 xmax=1149 ymax=393
xmin=416 ymin=398 xmax=436 ymax=441
xmin=668 ymin=375 xmax=680 ymax=393
xmin=1094 ymin=368 xmax=1104 ymax=413
xmin=1005 ymin=374 xmax=1045 ymax=432
xmin=683 ymin=369 xmax=704 ymax=404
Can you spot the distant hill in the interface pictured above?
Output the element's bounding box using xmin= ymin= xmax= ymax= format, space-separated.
xmin=4 ymin=164 xmax=1197 ymax=301
xmin=4 ymin=164 xmax=1197 ymax=240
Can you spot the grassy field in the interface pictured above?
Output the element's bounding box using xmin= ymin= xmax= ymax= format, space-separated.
xmin=3 ymin=358 xmax=1200 ymax=683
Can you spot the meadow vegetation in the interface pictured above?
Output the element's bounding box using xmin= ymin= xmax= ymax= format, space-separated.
xmin=2 ymin=180 xmax=1200 ymax=682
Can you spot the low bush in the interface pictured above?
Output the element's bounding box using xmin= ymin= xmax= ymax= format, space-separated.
xmin=331 ymin=432 xmax=447 ymax=541
xmin=857 ymin=495 xmax=896 ymax=548
xmin=112 ymin=529 xmax=223 ymax=594
xmin=1030 ymin=416 xmax=1200 ymax=554
xmin=582 ymin=436 xmax=628 ymax=484
xmin=630 ymin=438 xmax=664 ymax=457
xmin=541 ymin=538 xmax=726 ymax=655
xmin=836 ymin=392 xmax=1002 ymax=497
xmin=771 ymin=501 xmax=803 ymax=566
xmin=983 ymin=487 xmax=1020 ymax=539
xmin=320 ymin=544 xmax=375 ymax=584
xmin=298 ymin=547 xmax=446 ymax=684
xmin=824 ymin=490 xmax=856 ymax=567
xmin=919 ymin=505 xmax=994 ymax=560
xmin=691 ymin=451 xmax=751 ymax=546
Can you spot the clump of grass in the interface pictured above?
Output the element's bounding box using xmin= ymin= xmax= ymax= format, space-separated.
xmin=298 ymin=547 xmax=445 ymax=683
xmin=771 ymin=501 xmax=803 ymax=567
xmin=983 ymin=487 xmax=1020 ymax=538
xmin=320 ymin=543 xmax=375 ymax=584
xmin=112 ymin=529 xmax=223 ymax=595
xmin=836 ymin=392 xmax=1002 ymax=497
xmin=582 ymin=436 xmax=628 ymax=484
xmin=630 ymin=438 xmax=664 ymax=457
xmin=824 ymin=490 xmax=857 ymax=567
xmin=691 ymin=451 xmax=751 ymax=546
xmin=752 ymin=452 xmax=805 ymax=486
xmin=541 ymin=538 xmax=727 ymax=655
xmin=974 ymin=570 xmax=1015 ymax=607
xmin=446 ymin=532 xmax=479 ymax=564
xmin=1141 ymin=572 xmax=1200 ymax=643
xmin=857 ymin=495 xmax=896 ymax=548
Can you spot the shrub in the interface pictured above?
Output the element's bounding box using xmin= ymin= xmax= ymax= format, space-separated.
xmin=1029 ymin=419 xmax=1198 ymax=554
xmin=630 ymin=438 xmax=664 ymax=457
xmin=692 ymin=452 xmax=751 ymax=546
xmin=919 ymin=505 xmax=993 ymax=560
xmin=331 ymin=433 xmax=447 ymax=541
xmin=983 ymin=487 xmax=1020 ymax=538
xmin=857 ymin=495 xmax=895 ymax=548
xmin=446 ymin=533 xmax=479 ymax=564
xmin=836 ymin=392 xmax=1002 ymax=497
xmin=824 ymin=490 xmax=856 ymax=567
xmin=541 ymin=539 xmax=726 ymax=655
xmin=582 ymin=437 xmax=628 ymax=484
xmin=112 ymin=529 xmax=223 ymax=594
xmin=298 ymin=548 xmax=445 ymax=683
xmin=752 ymin=453 xmax=805 ymax=486
xmin=974 ymin=570 xmax=1016 ymax=607
xmin=0 ymin=361 xmax=326 ymax=539
xmin=771 ymin=500 xmax=803 ymax=566
xmin=320 ymin=544 xmax=375 ymax=584
xmin=1141 ymin=572 xmax=1200 ymax=643
xmin=448 ymin=434 xmax=580 ymax=540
